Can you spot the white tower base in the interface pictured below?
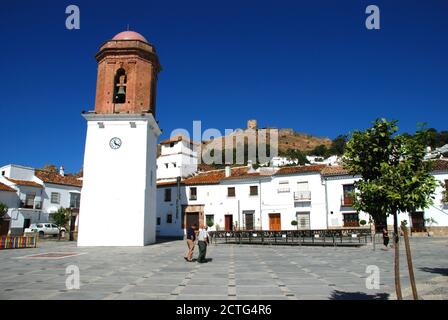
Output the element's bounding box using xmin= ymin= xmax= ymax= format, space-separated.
xmin=77 ymin=113 xmax=161 ymax=246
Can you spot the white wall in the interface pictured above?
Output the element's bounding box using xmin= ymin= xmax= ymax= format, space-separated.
xmin=40 ymin=183 xmax=81 ymax=214
xmin=78 ymin=114 xmax=160 ymax=246
xmin=0 ymin=164 xmax=35 ymax=181
xmin=157 ymin=140 xmax=198 ymax=180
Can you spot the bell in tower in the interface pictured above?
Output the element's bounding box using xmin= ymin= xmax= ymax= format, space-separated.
xmin=93 ymin=31 xmax=161 ymax=115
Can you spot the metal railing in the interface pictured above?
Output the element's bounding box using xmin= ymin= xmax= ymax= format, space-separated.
xmin=294 ymin=191 xmax=311 ymax=201
xmin=277 ymin=187 xmax=290 ymax=193
xmin=209 ymin=228 xmax=371 ymax=247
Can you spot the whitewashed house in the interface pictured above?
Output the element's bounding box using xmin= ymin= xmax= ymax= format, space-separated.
xmin=155 ymin=155 xmax=448 ymax=236
xmin=0 ymin=164 xmax=82 ymax=235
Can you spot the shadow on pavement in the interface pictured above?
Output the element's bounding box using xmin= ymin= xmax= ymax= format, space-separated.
xmin=156 ymin=236 xmax=183 ymax=244
xmin=329 ymin=290 xmax=390 ymax=300
xmin=419 ymin=267 xmax=448 ymax=276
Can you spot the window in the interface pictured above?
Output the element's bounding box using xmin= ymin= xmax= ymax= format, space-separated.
xmin=342 ymin=184 xmax=355 ymax=206
xmin=70 ymin=193 xmax=81 ymax=208
xmin=164 ymin=188 xmax=171 ymax=202
xmin=189 ymin=187 xmax=197 ymax=200
xmin=167 ymin=214 xmax=173 ymax=224
xmin=22 ymin=193 xmax=36 ymax=209
xmin=343 ymin=213 xmax=359 ymax=227
xmin=278 ymin=181 xmax=290 ymax=193
xmin=51 ymin=192 xmax=60 ymax=204
xmin=206 ymin=215 xmax=214 ymax=227
xmin=227 ymin=187 xmax=236 ymax=197
xmin=157 ymin=217 xmax=161 ymax=225
xmin=164 ymin=163 xmax=169 ymax=169
xmin=1 ymin=171 xmax=4 ymax=176
xmin=170 ymin=142 xmax=175 ymax=148
xmin=172 ymin=162 xmax=177 ymax=168
xmin=249 ymin=185 xmax=258 ymax=196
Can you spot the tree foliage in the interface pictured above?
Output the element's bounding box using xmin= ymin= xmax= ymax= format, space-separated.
xmin=51 ymin=208 xmax=70 ymax=229
xmin=343 ymin=119 xmax=438 ymax=224
xmin=0 ymin=202 xmax=8 ymax=218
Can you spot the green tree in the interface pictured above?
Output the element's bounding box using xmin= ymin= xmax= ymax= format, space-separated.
xmin=329 ymin=134 xmax=348 ymax=156
xmin=343 ymin=119 xmax=438 ymax=300
xmin=311 ymin=144 xmax=328 ymax=157
xmin=51 ymin=208 xmax=70 ymax=240
xmin=285 ymin=149 xmax=309 ymax=165
xmin=0 ymin=202 xmax=8 ymax=218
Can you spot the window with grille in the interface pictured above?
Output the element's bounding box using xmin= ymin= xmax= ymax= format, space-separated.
xmin=249 ymin=185 xmax=258 ymax=196
xmin=51 ymin=192 xmax=60 ymax=204
xmin=227 ymin=187 xmax=236 ymax=197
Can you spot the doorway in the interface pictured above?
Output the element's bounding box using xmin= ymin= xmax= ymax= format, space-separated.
xmin=269 ymin=213 xmax=281 ymax=231
xmin=185 ymin=212 xmax=199 ymax=230
xmin=296 ymin=212 xmax=310 ymax=229
xmin=23 ymin=219 xmax=31 ymax=230
xmin=411 ymin=212 xmax=425 ymax=232
xmin=224 ymin=215 xmax=233 ymax=231
xmin=244 ymin=211 xmax=254 ymax=230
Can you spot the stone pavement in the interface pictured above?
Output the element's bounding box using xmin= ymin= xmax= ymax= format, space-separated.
xmin=0 ymin=237 xmax=447 ymax=300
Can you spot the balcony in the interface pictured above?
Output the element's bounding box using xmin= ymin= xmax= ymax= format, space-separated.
xmin=294 ymin=191 xmax=311 ymax=201
xmin=341 ymin=196 xmax=354 ymax=207
xmin=20 ymin=200 xmax=42 ymax=210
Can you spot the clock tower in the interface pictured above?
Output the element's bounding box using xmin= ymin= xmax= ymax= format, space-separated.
xmin=78 ymin=31 xmax=162 ymax=246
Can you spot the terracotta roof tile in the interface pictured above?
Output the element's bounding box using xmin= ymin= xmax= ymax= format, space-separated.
xmin=275 ymin=164 xmax=327 ymax=176
xmin=159 ymin=135 xmax=199 ymax=146
xmin=35 ymin=170 xmax=83 ymax=187
xmin=4 ymin=177 xmax=43 ymax=188
xmin=0 ymin=182 xmax=16 ymax=192
xmin=183 ymin=170 xmax=225 ymax=185
xmin=321 ymin=166 xmax=350 ymax=176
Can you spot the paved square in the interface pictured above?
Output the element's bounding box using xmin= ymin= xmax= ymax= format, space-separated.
xmin=0 ymin=238 xmax=447 ymax=300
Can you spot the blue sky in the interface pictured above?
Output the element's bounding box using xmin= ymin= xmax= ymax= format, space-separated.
xmin=0 ymin=0 xmax=447 ymax=173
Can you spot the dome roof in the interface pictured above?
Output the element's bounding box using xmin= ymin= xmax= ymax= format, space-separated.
xmin=112 ymin=31 xmax=148 ymax=43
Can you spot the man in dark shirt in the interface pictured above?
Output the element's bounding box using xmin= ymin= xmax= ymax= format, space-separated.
xmin=184 ymin=224 xmax=197 ymax=262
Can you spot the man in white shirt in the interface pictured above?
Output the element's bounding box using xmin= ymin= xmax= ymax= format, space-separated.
xmin=197 ymin=224 xmax=210 ymax=263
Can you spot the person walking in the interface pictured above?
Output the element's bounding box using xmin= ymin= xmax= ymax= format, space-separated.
xmin=197 ymin=224 xmax=210 ymax=263
xmin=382 ymin=227 xmax=390 ymax=250
xmin=184 ymin=224 xmax=197 ymax=262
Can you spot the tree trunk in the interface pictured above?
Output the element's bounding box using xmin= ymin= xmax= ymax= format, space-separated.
xmin=402 ymin=223 xmax=418 ymax=299
xmin=393 ymin=211 xmax=402 ymax=300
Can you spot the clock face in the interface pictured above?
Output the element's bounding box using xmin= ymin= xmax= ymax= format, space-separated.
xmin=109 ymin=137 xmax=122 ymax=149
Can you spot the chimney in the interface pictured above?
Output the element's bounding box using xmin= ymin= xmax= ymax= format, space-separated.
xmin=225 ymin=165 xmax=231 ymax=178
xmin=59 ymin=166 xmax=65 ymax=177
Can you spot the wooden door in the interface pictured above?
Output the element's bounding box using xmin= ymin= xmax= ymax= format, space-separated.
xmin=269 ymin=213 xmax=281 ymax=231
xmin=186 ymin=212 xmax=199 ymax=230
xmin=245 ymin=213 xmax=254 ymax=230
xmin=224 ymin=215 xmax=233 ymax=231
xmin=411 ymin=212 xmax=425 ymax=232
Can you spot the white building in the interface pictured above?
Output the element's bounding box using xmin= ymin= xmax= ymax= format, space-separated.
xmin=0 ymin=164 xmax=82 ymax=235
xmin=155 ymin=160 xmax=448 ymax=236
xmin=157 ymin=135 xmax=198 ymax=181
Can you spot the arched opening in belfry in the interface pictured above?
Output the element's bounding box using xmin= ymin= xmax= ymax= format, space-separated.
xmin=113 ymin=68 xmax=127 ymax=104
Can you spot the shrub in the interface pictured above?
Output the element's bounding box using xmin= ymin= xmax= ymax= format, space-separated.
xmin=359 ymin=220 xmax=367 ymax=226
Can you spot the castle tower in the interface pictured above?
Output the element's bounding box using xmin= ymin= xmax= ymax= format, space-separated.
xmin=78 ymin=31 xmax=162 ymax=246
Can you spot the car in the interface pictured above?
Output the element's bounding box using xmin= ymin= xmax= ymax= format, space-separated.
xmin=26 ymin=223 xmax=67 ymax=237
